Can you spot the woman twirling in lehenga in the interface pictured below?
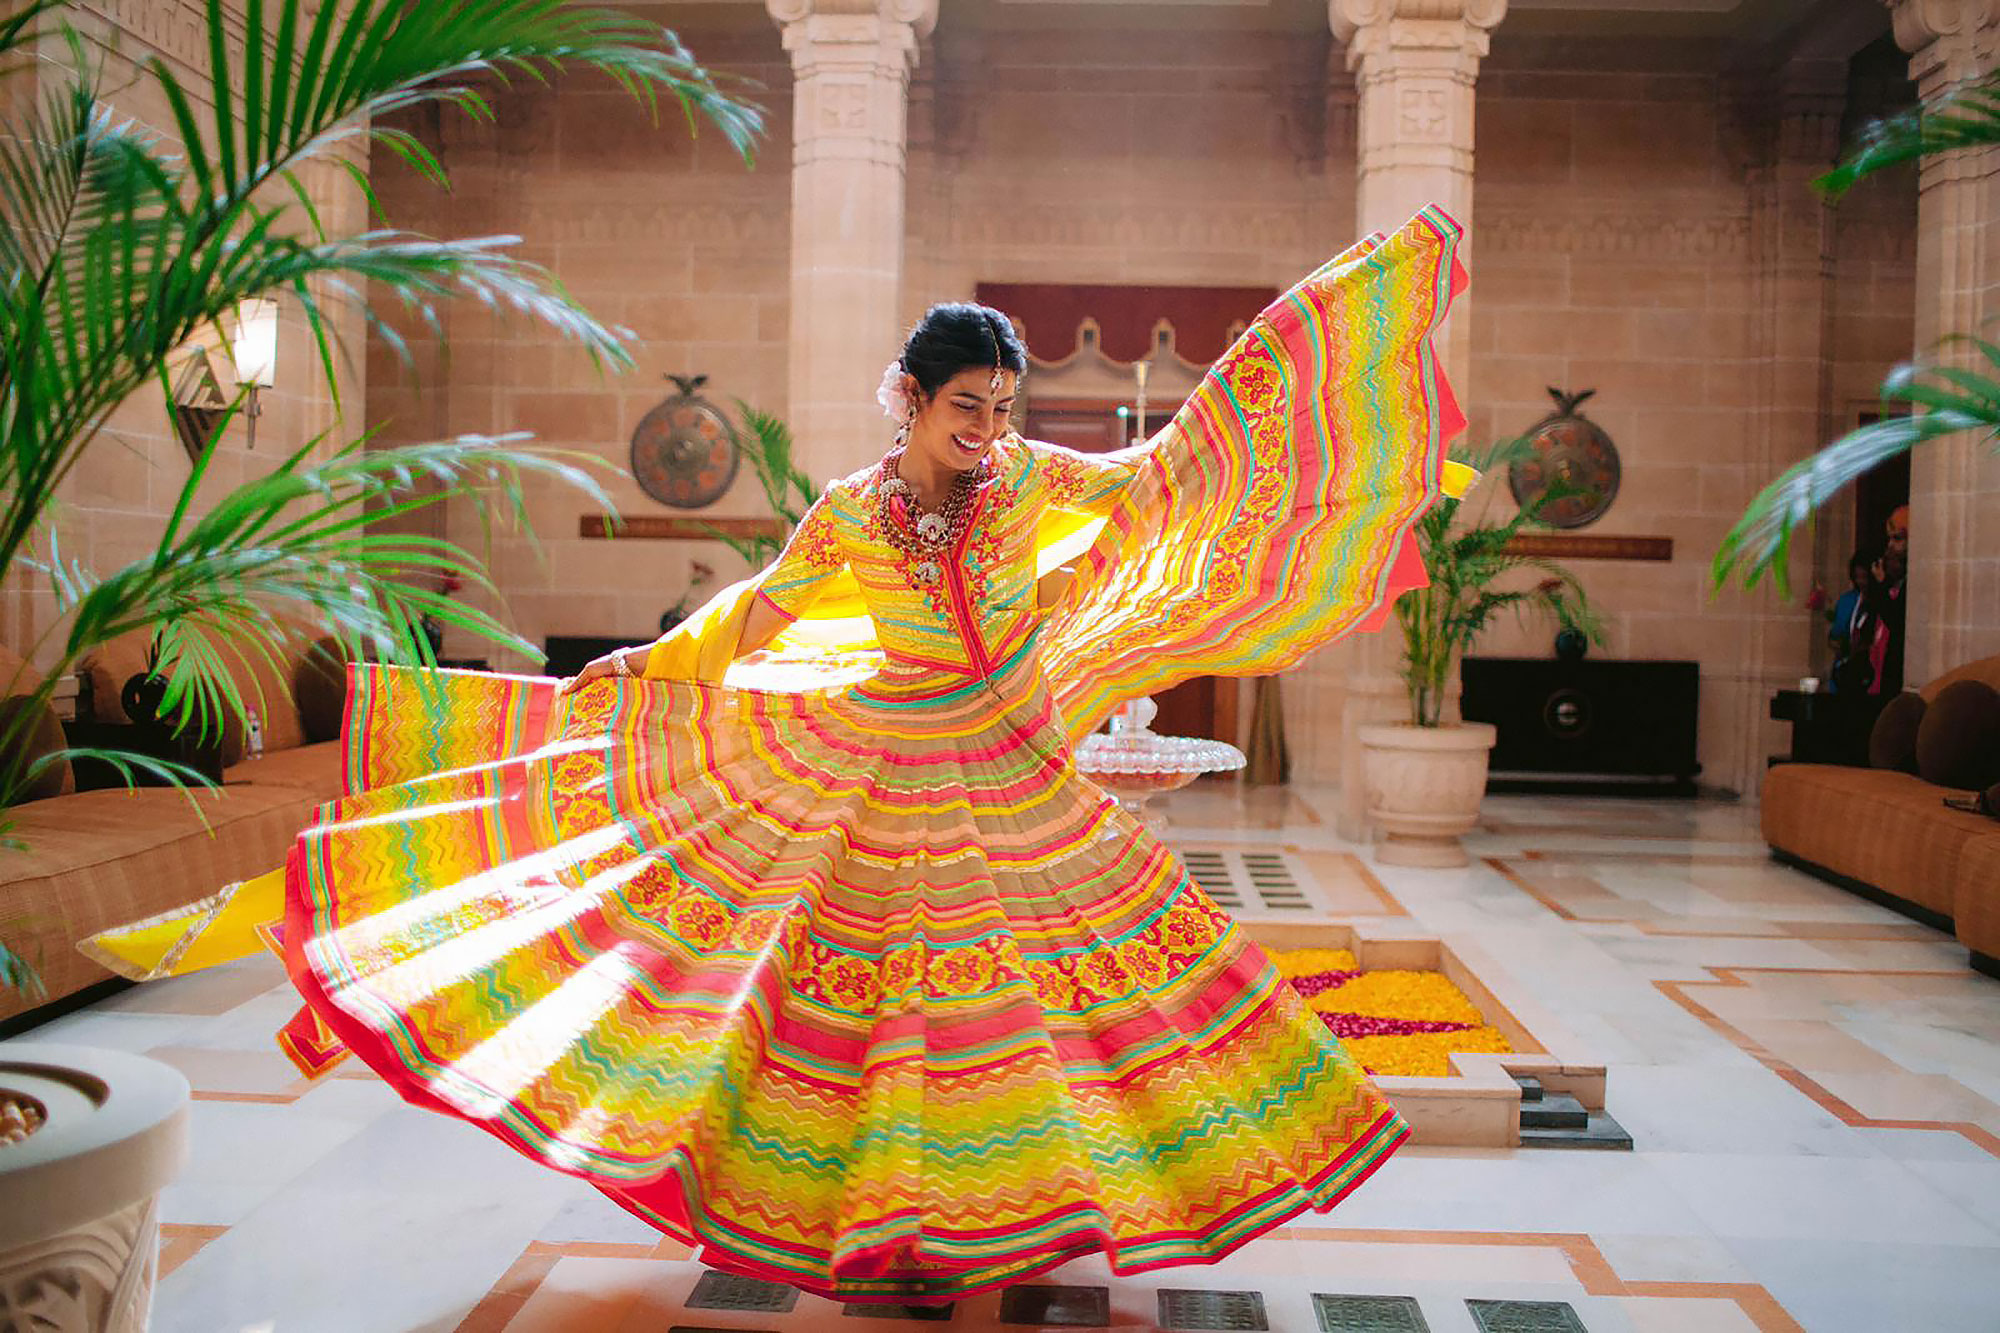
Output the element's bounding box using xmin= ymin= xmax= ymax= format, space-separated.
xmin=88 ymin=206 xmax=1472 ymax=1301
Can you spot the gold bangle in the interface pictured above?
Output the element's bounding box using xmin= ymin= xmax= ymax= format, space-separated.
xmin=613 ymin=649 xmax=636 ymax=678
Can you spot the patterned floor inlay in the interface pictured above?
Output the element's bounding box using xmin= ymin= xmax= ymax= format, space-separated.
xmin=997 ymin=1283 xmax=1110 ymax=1326
xmin=29 ymin=793 xmax=1999 ymax=1333
xmin=686 ymin=1271 xmax=800 ymax=1313
xmin=1156 ymin=1287 xmax=1268 ymax=1330
xmin=1657 ymin=966 xmax=2000 ymax=1159
xmin=1464 ymin=1298 xmax=1590 ymax=1332
xmin=1311 ymin=1293 xmax=1430 ymax=1331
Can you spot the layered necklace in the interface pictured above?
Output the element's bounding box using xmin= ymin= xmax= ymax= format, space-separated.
xmin=877 ymin=447 xmax=989 ymax=586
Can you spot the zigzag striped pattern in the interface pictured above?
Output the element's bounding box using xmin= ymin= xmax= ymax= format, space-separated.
xmin=1043 ymin=205 xmax=1466 ymax=738
xmin=282 ymin=209 xmax=1467 ymax=1303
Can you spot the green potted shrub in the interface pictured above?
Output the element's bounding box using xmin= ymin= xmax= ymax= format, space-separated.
xmin=1360 ymin=438 xmax=1602 ymax=866
xmin=0 ymin=0 xmax=758 ymax=1318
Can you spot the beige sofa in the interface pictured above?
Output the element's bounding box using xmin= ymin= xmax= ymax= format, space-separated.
xmin=1761 ymin=656 xmax=2000 ymax=977
xmin=0 ymin=634 xmax=344 ymax=1027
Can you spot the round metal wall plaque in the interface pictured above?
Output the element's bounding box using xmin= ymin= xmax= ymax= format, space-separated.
xmin=1508 ymin=387 xmax=1621 ymax=530
xmin=631 ymin=374 xmax=740 ymax=510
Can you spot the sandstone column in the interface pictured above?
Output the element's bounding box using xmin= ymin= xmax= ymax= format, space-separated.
xmin=1312 ymin=0 xmax=1504 ymax=841
xmin=1888 ymin=0 xmax=2000 ymax=682
xmin=766 ymin=0 xmax=939 ymax=481
xmin=1729 ymin=61 xmax=1846 ymax=797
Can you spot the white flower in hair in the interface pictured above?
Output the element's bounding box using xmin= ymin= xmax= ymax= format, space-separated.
xmin=877 ymin=361 xmax=913 ymax=423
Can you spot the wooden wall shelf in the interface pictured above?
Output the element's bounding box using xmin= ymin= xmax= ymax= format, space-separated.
xmin=583 ymin=519 xmax=1675 ymax=564
xmin=1502 ymin=534 xmax=1674 ymax=562
xmin=580 ymin=514 xmax=786 ymax=540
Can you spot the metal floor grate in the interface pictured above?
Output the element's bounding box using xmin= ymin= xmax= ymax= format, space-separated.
xmin=685 ymin=1271 xmax=799 ymax=1313
xmin=1312 ymin=1294 xmax=1431 ymax=1332
xmin=1180 ymin=849 xmax=1314 ymax=913
xmin=1465 ymin=1299 xmax=1590 ymax=1332
xmin=1158 ymin=1287 xmax=1269 ymax=1330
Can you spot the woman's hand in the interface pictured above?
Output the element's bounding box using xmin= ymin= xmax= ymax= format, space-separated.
xmin=555 ymin=646 xmax=642 ymax=698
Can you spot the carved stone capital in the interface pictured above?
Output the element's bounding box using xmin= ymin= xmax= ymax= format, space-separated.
xmin=1330 ymin=0 xmax=1506 ymax=67
xmin=1887 ymin=0 xmax=2000 ymax=88
xmin=767 ymin=0 xmax=938 ymax=100
xmin=766 ymin=0 xmax=938 ymax=46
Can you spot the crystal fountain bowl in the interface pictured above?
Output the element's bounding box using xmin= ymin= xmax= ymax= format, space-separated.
xmin=1075 ymin=697 xmax=1246 ymax=813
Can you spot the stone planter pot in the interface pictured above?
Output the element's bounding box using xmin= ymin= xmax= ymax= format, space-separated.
xmin=1357 ymin=722 xmax=1498 ymax=868
xmin=0 ymin=1045 xmax=190 ymax=1332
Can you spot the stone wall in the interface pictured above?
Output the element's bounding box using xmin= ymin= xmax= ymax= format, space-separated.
xmin=1447 ymin=35 xmax=1916 ymax=798
xmin=359 ymin=9 xmax=1931 ymax=805
xmin=907 ymin=25 xmax=1351 ymax=315
xmin=370 ymin=31 xmax=794 ymax=667
xmin=407 ymin=19 xmax=1353 ymax=669
xmin=1 ymin=4 xmax=363 ymax=675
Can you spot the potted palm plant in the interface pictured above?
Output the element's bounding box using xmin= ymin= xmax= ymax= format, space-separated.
xmin=0 ymin=0 xmax=758 ymax=1321
xmin=1360 ymin=438 xmax=1602 ymax=866
xmin=1714 ymin=69 xmax=1998 ymax=592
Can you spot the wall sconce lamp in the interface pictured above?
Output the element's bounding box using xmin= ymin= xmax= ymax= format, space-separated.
xmin=228 ymin=297 xmax=278 ymax=448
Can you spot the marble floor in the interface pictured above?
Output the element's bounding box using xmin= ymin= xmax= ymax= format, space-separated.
xmin=18 ymin=788 xmax=2000 ymax=1332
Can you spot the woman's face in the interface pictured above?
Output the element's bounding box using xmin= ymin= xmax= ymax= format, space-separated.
xmin=904 ymin=367 xmax=1017 ymax=473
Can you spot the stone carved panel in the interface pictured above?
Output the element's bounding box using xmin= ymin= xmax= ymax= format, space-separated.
xmin=508 ymin=205 xmax=788 ymax=251
xmin=816 ymin=79 xmax=873 ymax=133
xmin=77 ymin=0 xmax=210 ymax=71
xmin=0 ymin=1197 xmax=158 ymax=1333
xmin=946 ymin=202 xmax=1307 ymax=259
xmin=78 ymin=1 xmax=324 ymax=77
xmin=1396 ymin=86 xmax=1449 ymax=139
xmin=1479 ymin=212 xmax=1751 ymax=259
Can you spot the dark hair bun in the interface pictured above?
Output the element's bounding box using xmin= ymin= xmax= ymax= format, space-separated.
xmin=898 ymin=302 xmax=1027 ymax=398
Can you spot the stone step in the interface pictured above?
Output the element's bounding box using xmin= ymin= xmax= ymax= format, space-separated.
xmin=1519 ymin=1092 xmax=1589 ymax=1130
xmin=1519 ymin=1110 xmax=1633 ymax=1151
xmin=1511 ymin=1073 xmax=1544 ymax=1102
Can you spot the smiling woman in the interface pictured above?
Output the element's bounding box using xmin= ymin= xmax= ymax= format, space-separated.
xmin=88 ymin=208 xmax=1476 ymax=1304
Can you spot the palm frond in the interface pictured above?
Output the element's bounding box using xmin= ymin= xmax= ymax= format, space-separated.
xmin=1819 ymin=71 xmax=2000 ymax=199
xmin=4 ymin=1 xmax=762 ymax=590
xmin=1714 ymin=399 xmax=1990 ymax=596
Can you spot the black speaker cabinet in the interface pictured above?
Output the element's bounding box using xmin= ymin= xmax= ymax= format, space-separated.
xmin=1460 ymin=656 xmax=1700 ymax=794
xmin=544 ymin=635 xmax=633 ymax=678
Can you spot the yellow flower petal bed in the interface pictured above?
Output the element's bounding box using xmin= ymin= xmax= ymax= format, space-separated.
xmin=1272 ymin=948 xmax=1358 ymax=978
xmin=1272 ymin=948 xmax=1513 ymax=1078
xmin=1341 ymin=1027 xmax=1515 ymax=1078
xmin=1302 ymin=970 xmax=1488 ymax=1026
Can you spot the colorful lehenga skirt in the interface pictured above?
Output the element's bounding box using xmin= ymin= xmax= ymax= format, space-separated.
xmin=89 ymin=206 xmax=1472 ymax=1302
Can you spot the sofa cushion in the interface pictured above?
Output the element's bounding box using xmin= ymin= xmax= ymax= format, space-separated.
xmin=0 ymin=694 xmax=73 ymax=803
xmin=222 ymin=739 xmax=342 ymax=806
xmin=1869 ymin=692 xmax=1927 ymax=774
xmin=296 ymin=638 xmax=357 ymax=744
xmin=1921 ymin=654 xmax=2000 ymax=703
xmin=1916 ymin=680 xmax=2000 ymax=792
xmin=77 ymin=629 xmax=155 ymax=725
xmin=0 ymin=645 xmax=43 ymax=696
xmin=1954 ymin=835 xmax=2000 ymax=967
xmin=0 ymin=782 xmax=321 ymax=1022
xmin=80 ymin=625 xmax=319 ymax=754
xmin=1762 ymin=762 xmax=1995 ymax=921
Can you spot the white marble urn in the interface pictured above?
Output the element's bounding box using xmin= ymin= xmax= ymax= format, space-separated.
xmin=1357 ymin=722 xmax=1498 ymax=868
xmin=0 ymin=1045 xmax=190 ymax=1333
